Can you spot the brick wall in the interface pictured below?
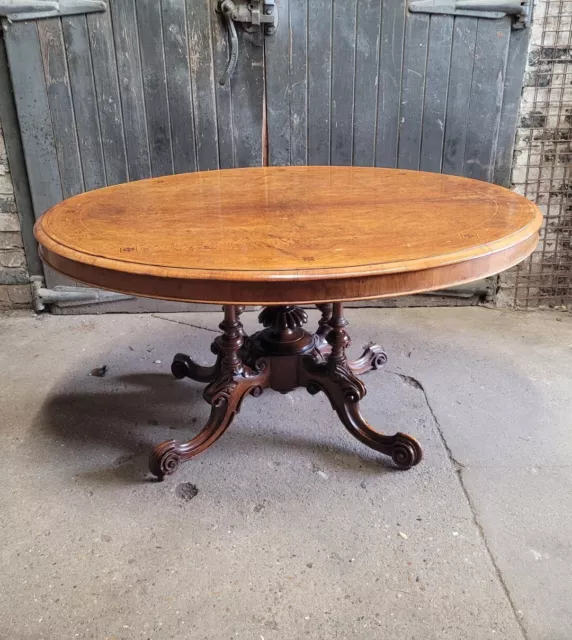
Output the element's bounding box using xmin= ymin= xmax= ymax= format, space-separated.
xmin=0 ymin=121 xmax=31 ymax=310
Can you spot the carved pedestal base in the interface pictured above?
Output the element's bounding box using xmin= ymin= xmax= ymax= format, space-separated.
xmin=149 ymin=303 xmax=422 ymax=480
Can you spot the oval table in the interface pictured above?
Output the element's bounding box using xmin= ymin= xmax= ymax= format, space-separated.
xmin=34 ymin=167 xmax=542 ymax=480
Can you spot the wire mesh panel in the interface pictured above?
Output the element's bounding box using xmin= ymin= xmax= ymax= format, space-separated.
xmin=506 ymin=0 xmax=572 ymax=308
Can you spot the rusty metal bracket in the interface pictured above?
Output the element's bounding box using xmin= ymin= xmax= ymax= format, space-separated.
xmin=409 ymin=0 xmax=530 ymax=28
xmin=217 ymin=0 xmax=277 ymax=85
xmin=0 ymin=0 xmax=105 ymax=21
xmin=31 ymin=276 xmax=133 ymax=311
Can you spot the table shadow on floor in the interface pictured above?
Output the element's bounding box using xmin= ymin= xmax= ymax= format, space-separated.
xmin=35 ymin=372 xmax=405 ymax=485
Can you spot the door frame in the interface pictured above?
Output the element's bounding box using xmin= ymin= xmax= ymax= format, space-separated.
xmin=0 ymin=31 xmax=43 ymax=281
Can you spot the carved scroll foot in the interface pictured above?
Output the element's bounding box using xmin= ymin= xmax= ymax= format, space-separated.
xmin=334 ymin=401 xmax=422 ymax=469
xmin=150 ymin=365 xmax=269 ymax=480
xmin=303 ymin=302 xmax=422 ymax=470
xmin=303 ymin=364 xmax=422 ymax=470
xmin=171 ymin=353 xmax=220 ymax=383
xmin=151 ymin=305 xmax=269 ymax=480
xmin=349 ymin=344 xmax=387 ymax=376
xmin=312 ymin=343 xmax=388 ymax=375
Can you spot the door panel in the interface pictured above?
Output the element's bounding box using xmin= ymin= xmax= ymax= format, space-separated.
xmin=463 ymin=20 xmax=511 ymax=181
xmin=420 ymin=15 xmax=453 ymax=173
xmin=265 ymin=0 xmax=526 ymax=303
xmin=307 ymin=0 xmax=333 ymax=166
xmin=63 ymin=15 xmax=109 ymax=190
xmin=3 ymin=0 xmax=264 ymax=313
xmin=266 ymin=0 xmax=521 ymax=181
xmin=353 ymin=0 xmax=382 ymax=168
xmin=442 ymin=18 xmax=478 ymax=176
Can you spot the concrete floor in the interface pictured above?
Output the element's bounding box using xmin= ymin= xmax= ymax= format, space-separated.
xmin=0 ymin=307 xmax=571 ymax=640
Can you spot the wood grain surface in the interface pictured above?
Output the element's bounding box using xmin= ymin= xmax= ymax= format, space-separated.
xmin=34 ymin=167 xmax=542 ymax=304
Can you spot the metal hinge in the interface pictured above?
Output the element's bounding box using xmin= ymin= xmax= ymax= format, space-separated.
xmin=409 ymin=0 xmax=530 ymax=28
xmin=0 ymin=0 xmax=105 ymax=22
xmin=31 ymin=276 xmax=133 ymax=312
xmin=423 ymin=280 xmax=495 ymax=301
xmin=217 ymin=0 xmax=278 ymax=85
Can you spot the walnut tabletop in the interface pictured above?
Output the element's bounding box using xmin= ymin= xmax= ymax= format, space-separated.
xmin=34 ymin=166 xmax=542 ymax=306
xmin=34 ymin=167 xmax=543 ymax=480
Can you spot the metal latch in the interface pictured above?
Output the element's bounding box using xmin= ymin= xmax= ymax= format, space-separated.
xmin=409 ymin=0 xmax=530 ymax=28
xmin=0 ymin=0 xmax=105 ymax=21
xmin=217 ymin=0 xmax=278 ymax=85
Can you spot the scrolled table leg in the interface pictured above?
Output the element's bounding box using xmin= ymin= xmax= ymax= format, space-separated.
xmin=348 ymin=344 xmax=387 ymax=376
xmin=171 ymin=352 xmax=220 ymax=383
xmin=150 ymin=305 xmax=270 ymax=480
xmin=149 ymin=375 xmax=266 ymax=480
xmin=302 ymin=302 xmax=422 ymax=470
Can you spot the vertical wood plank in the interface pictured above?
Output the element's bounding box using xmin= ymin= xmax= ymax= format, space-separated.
xmin=331 ymin=0 xmax=358 ymax=165
xmin=353 ymin=0 xmax=381 ymax=167
xmin=62 ymin=15 xmax=106 ymax=191
xmin=137 ymin=0 xmax=174 ymax=177
xmin=0 ymin=33 xmax=42 ymax=274
xmin=3 ymin=20 xmax=68 ymax=288
xmin=420 ymin=15 xmax=453 ymax=173
xmin=87 ymin=9 xmax=128 ymax=185
xmin=162 ymin=0 xmax=198 ymax=174
xmin=442 ymin=17 xmax=477 ymax=176
xmin=211 ymin=0 xmax=235 ymax=169
xmin=308 ymin=0 xmax=332 ymax=165
xmin=37 ymin=18 xmax=84 ymax=198
xmin=464 ymin=19 xmax=511 ymax=181
xmin=289 ymin=0 xmax=308 ymax=165
xmin=398 ymin=13 xmax=429 ymax=170
xmin=3 ymin=22 xmax=63 ymax=215
xmin=108 ymin=0 xmax=151 ymax=180
xmin=187 ymin=0 xmax=220 ymax=170
xmin=266 ymin=0 xmax=290 ymax=166
xmin=494 ymin=28 xmax=529 ymax=186
xmin=230 ymin=29 xmax=264 ymax=167
xmin=376 ymin=0 xmax=406 ymax=168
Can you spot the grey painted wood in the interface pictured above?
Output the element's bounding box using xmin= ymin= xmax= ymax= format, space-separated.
xmin=3 ymin=20 xmax=70 ymax=289
xmin=330 ymin=0 xmax=357 ymax=165
xmin=37 ymin=18 xmax=84 ymax=199
xmin=230 ymin=29 xmax=264 ymax=167
xmin=4 ymin=0 xmax=529 ymax=312
xmin=0 ymin=32 xmax=42 ymax=275
xmin=211 ymin=0 xmax=235 ymax=169
xmin=353 ymin=0 xmax=381 ymax=167
xmin=186 ymin=0 xmax=219 ymax=170
xmin=3 ymin=21 xmax=63 ymax=216
xmin=420 ymin=16 xmax=453 ymax=173
xmin=109 ymin=0 xmax=151 ymax=180
xmin=442 ymin=17 xmax=477 ymax=176
xmin=87 ymin=8 xmax=128 ymax=185
xmin=289 ymin=0 xmax=308 ymax=165
xmin=464 ymin=18 xmax=511 ymax=181
xmin=265 ymin=0 xmax=290 ymax=166
xmin=62 ymin=15 xmax=106 ymax=191
xmin=162 ymin=0 xmax=198 ymax=174
xmin=308 ymin=0 xmax=332 ymax=166
xmin=398 ymin=13 xmax=429 ymax=170
xmin=137 ymin=0 xmax=174 ymax=177
xmin=494 ymin=27 xmax=529 ymax=187
xmin=375 ymin=0 xmax=406 ymax=168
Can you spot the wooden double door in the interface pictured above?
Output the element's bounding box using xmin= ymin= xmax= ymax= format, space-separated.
xmin=1 ymin=0 xmax=528 ymax=312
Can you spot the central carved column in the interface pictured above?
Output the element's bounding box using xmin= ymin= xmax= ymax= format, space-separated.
xmin=256 ymin=305 xmax=315 ymax=355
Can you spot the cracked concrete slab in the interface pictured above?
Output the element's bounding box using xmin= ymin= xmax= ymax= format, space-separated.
xmin=461 ymin=466 xmax=572 ymax=640
xmin=0 ymin=308 xmax=570 ymax=639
